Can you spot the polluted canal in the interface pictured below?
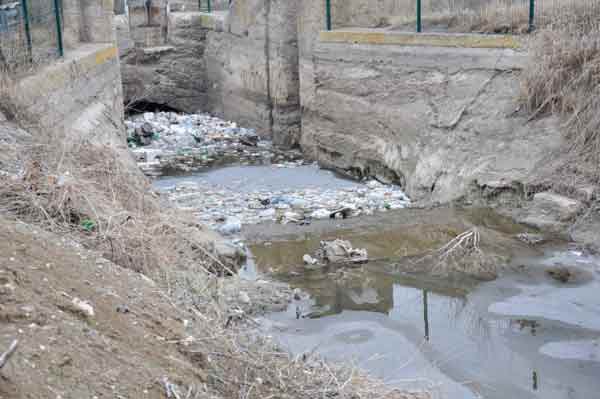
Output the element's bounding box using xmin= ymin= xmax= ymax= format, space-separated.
xmin=129 ymin=112 xmax=600 ymax=399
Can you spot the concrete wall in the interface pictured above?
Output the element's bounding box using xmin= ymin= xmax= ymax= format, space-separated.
xmin=62 ymin=0 xmax=117 ymax=47
xmin=6 ymin=0 xmax=127 ymax=152
xmin=298 ymin=25 xmax=560 ymax=202
xmin=120 ymin=0 xmax=301 ymax=148
xmin=205 ymin=0 xmax=300 ymax=147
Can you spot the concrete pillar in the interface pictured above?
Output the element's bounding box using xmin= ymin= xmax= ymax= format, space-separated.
xmin=128 ymin=0 xmax=167 ymax=46
xmin=61 ymin=0 xmax=84 ymax=47
xmin=81 ymin=0 xmax=116 ymax=43
xmin=266 ymin=0 xmax=301 ymax=148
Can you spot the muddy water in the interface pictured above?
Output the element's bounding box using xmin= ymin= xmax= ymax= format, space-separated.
xmin=160 ymin=164 xmax=600 ymax=399
xmin=249 ymin=214 xmax=600 ymax=399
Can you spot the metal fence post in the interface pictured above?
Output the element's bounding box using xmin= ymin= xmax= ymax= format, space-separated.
xmin=53 ymin=0 xmax=64 ymax=57
xmin=325 ymin=0 xmax=331 ymax=31
xmin=20 ymin=0 xmax=32 ymax=60
xmin=528 ymin=0 xmax=535 ymax=32
xmin=416 ymin=0 xmax=422 ymax=33
xmin=207 ymin=0 xmax=211 ymax=13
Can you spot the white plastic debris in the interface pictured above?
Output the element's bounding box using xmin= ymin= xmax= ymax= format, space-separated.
xmin=72 ymin=298 xmax=95 ymax=318
xmin=303 ymin=254 xmax=318 ymax=265
xmin=218 ymin=217 xmax=242 ymax=235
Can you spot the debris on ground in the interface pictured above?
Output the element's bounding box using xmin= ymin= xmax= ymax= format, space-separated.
xmin=304 ymin=239 xmax=369 ymax=266
xmin=126 ymin=112 xmax=305 ymax=175
xmin=164 ymin=172 xmax=409 ymax=234
xmin=516 ymin=232 xmax=546 ymax=245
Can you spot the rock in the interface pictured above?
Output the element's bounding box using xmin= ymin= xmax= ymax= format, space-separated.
xmin=71 ymin=298 xmax=94 ymax=319
xmin=520 ymin=192 xmax=583 ymax=232
xmin=533 ymin=192 xmax=582 ymax=221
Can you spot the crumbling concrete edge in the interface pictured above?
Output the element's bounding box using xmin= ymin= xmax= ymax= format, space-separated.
xmin=319 ymin=30 xmax=522 ymax=49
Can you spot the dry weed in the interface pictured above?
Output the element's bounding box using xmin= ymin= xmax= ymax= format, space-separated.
xmin=409 ymin=229 xmax=498 ymax=280
xmin=0 ymin=138 xmax=235 ymax=276
xmin=522 ymin=9 xmax=600 ymax=188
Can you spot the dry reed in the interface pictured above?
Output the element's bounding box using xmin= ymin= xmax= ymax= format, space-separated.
xmin=521 ymin=6 xmax=600 ymax=188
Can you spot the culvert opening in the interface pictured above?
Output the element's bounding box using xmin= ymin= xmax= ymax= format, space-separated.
xmin=125 ymin=101 xmax=182 ymax=116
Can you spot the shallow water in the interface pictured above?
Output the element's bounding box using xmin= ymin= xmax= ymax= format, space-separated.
xmin=153 ymin=164 xmax=362 ymax=192
xmin=251 ymin=222 xmax=600 ymax=399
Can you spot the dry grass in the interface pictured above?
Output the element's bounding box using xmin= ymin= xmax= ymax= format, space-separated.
xmin=0 ymin=136 xmax=235 ymax=276
xmin=521 ymin=10 xmax=600 ymax=188
xmin=378 ymin=0 xmax=600 ymax=34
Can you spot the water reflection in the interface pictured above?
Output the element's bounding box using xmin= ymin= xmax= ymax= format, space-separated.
xmin=253 ymin=218 xmax=600 ymax=399
xmin=423 ymin=290 xmax=430 ymax=341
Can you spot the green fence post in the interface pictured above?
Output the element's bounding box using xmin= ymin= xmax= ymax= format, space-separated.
xmin=53 ymin=0 xmax=64 ymax=57
xmin=207 ymin=0 xmax=212 ymax=13
xmin=325 ymin=0 xmax=332 ymax=31
xmin=528 ymin=0 xmax=535 ymax=32
xmin=416 ymin=0 xmax=422 ymax=33
xmin=20 ymin=0 xmax=33 ymax=61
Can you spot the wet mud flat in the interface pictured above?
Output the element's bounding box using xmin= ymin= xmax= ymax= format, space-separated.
xmin=246 ymin=208 xmax=600 ymax=399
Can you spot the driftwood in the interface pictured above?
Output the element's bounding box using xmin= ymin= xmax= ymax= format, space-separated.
xmin=0 ymin=339 xmax=18 ymax=369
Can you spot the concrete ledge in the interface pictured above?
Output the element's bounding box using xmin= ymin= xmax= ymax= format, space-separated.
xmin=319 ymin=29 xmax=522 ymax=49
xmin=12 ymin=43 xmax=122 ymax=131
xmin=16 ymin=44 xmax=118 ymax=97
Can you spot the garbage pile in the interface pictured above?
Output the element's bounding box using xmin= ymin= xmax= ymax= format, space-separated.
xmin=163 ymin=177 xmax=410 ymax=234
xmin=303 ymin=239 xmax=368 ymax=266
xmin=126 ymin=112 xmax=304 ymax=175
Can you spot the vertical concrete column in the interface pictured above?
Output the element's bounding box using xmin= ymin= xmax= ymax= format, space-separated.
xmin=61 ymin=0 xmax=84 ymax=48
xmin=297 ymin=0 xmax=325 ymax=155
xmin=267 ymin=0 xmax=301 ymax=149
xmin=128 ymin=0 xmax=168 ymax=47
xmin=81 ymin=0 xmax=116 ymax=43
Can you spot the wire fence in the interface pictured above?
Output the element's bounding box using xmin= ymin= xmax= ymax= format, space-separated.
xmin=326 ymin=0 xmax=600 ymax=34
xmin=198 ymin=0 xmax=232 ymax=13
xmin=0 ymin=0 xmax=63 ymax=73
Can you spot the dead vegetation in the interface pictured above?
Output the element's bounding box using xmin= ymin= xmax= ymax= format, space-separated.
xmin=521 ymin=3 xmax=600 ymax=189
xmin=410 ymin=229 xmax=499 ymax=280
xmin=382 ymin=0 xmax=600 ymax=34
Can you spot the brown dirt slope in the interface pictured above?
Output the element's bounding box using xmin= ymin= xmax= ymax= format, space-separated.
xmin=0 ymin=217 xmax=207 ymax=399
